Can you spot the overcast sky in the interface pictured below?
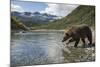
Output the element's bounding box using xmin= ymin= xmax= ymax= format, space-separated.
xmin=11 ymin=0 xmax=79 ymax=17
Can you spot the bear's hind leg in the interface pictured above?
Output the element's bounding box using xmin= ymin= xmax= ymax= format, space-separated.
xmin=87 ymin=34 xmax=92 ymax=47
xmin=81 ymin=38 xmax=86 ymax=48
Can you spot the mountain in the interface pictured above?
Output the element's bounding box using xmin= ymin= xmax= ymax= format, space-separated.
xmin=35 ymin=5 xmax=95 ymax=29
xmin=11 ymin=11 xmax=59 ymax=27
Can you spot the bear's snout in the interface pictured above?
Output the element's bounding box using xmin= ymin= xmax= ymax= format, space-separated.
xmin=62 ymin=38 xmax=66 ymax=42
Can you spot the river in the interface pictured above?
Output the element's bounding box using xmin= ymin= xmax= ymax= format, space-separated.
xmin=11 ymin=31 xmax=95 ymax=67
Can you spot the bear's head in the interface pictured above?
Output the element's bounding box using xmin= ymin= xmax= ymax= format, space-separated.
xmin=62 ymin=33 xmax=70 ymax=42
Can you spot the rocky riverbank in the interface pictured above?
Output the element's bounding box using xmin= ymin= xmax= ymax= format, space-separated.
xmin=62 ymin=46 xmax=95 ymax=63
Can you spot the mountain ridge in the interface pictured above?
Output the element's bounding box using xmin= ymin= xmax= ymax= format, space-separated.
xmin=33 ymin=5 xmax=95 ymax=29
xmin=11 ymin=11 xmax=60 ymax=27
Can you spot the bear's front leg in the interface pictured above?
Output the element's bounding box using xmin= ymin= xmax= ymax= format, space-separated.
xmin=66 ymin=38 xmax=74 ymax=45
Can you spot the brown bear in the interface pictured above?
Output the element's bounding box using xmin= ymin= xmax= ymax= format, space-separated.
xmin=62 ymin=24 xmax=92 ymax=47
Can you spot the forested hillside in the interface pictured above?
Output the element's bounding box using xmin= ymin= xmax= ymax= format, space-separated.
xmin=11 ymin=17 xmax=29 ymax=31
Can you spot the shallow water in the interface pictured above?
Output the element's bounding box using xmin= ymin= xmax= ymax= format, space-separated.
xmin=11 ymin=31 xmax=69 ymax=66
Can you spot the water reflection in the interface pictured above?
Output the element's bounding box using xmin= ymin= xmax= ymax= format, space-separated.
xmin=11 ymin=31 xmax=69 ymax=66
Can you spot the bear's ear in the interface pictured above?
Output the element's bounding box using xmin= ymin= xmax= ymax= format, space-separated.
xmin=66 ymin=33 xmax=69 ymax=36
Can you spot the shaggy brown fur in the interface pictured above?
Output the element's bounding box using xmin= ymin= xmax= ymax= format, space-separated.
xmin=62 ymin=24 xmax=92 ymax=47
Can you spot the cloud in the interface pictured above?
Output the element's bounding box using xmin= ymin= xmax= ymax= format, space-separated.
xmin=11 ymin=4 xmax=24 ymax=12
xmin=41 ymin=3 xmax=79 ymax=17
